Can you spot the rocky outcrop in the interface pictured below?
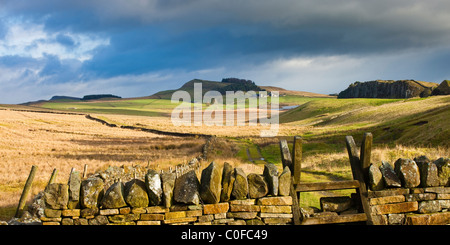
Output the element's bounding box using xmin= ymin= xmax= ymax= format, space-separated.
xmin=432 ymin=80 xmax=450 ymax=95
xmin=338 ymin=80 xmax=439 ymax=98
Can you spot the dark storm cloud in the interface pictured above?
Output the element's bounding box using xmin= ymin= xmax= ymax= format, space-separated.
xmin=0 ymin=0 xmax=449 ymax=103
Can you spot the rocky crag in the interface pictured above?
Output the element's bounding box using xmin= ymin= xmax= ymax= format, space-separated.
xmin=337 ymin=80 xmax=445 ymax=99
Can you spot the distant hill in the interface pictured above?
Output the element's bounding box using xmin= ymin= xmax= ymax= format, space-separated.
xmin=150 ymin=78 xmax=332 ymax=100
xmin=50 ymin=96 xmax=82 ymax=101
xmin=82 ymin=94 xmax=121 ymax=100
xmin=260 ymin=86 xmax=335 ymax=98
xmin=338 ymin=80 xmax=439 ymax=99
xmin=432 ymin=80 xmax=450 ymax=95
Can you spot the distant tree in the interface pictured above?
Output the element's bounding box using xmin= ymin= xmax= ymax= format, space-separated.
xmin=219 ymin=78 xmax=263 ymax=94
xmin=82 ymin=94 xmax=121 ymax=100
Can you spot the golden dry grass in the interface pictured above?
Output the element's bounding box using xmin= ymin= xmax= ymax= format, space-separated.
xmin=0 ymin=109 xmax=206 ymax=220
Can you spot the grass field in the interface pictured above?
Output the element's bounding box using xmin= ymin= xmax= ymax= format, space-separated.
xmin=0 ymin=94 xmax=448 ymax=221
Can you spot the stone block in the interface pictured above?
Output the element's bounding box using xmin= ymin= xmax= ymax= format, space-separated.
xmin=99 ymin=209 xmax=119 ymax=216
xmin=68 ymin=170 xmax=81 ymax=207
xmin=212 ymin=218 xmax=235 ymax=225
xmin=227 ymin=212 xmax=258 ymax=219
xmin=165 ymin=211 xmax=186 ymax=220
xmin=173 ymin=171 xmax=201 ymax=205
xmin=102 ymin=182 xmax=127 ymax=209
xmin=200 ymin=162 xmax=222 ymax=204
xmin=40 ymin=217 xmax=62 ymax=222
xmin=186 ymin=209 xmax=203 ymax=217
xmin=439 ymin=200 xmax=450 ymax=209
xmin=387 ymin=213 xmax=405 ymax=225
xmin=136 ymin=221 xmax=161 ymax=225
xmin=145 ymin=169 xmax=162 ymax=206
xmin=418 ymin=200 xmax=441 ymax=213
xmin=369 ymin=195 xmax=405 ymax=205
xmin=80 ymin=177 xmax=104 ymax=209
xmin=203 ymin=203 xmax=229 ymax=214
xmin=263 ymin=218 xmax=292 ymax=224
xmin=247 ymin=173 xmax=268 ymax=199
xmin=81 ymin=207 xmax=99 ymax=217
xmin=369 ymin=163 xmax=385 ymax=191
xmin=131 ymin=207 xmax=147 ymax=214
xmin=124 ymin=179 xmax=149 ymax=208
xmin=119 ymin=207 xmax=131 ymax=214
xmin=380 ymin=161 xmax=401 ymax=188
xmin=263 ymin=163 xmax=279 ymax=196
xmin=108 ymin=214 xmax=140 ymax=223
xmin=74 ymin=218 xmax=88 ymax=225
xmin=278 ymin=166 xmax=291 ymax=196
xmin=229 ymin=199 xmax=256 ymax=205
xmin=246 ymin=219 xmax=265 ymax=225
xmin=198 ymin=214 xmax=214 ymax=222
xmin=405 ymin=193 xmax=437 ymax=202
xmin=371 ymin=201 xmax=418 ymax=215
xmin=61 ymin=218 xmax=74 ymax=225
xmin=45 ymin=183 xmax=69 ymax=210
xmin=230 ymin=204 xmax=261 ymax=212
xmin=394 ymin=158 xmax=420 ymax=188
xmin=259 ymin=213 xmax=293 ymax=218
xmin=320 ymin=196 xmax=353 ymax=212
xmin=434 ymin=157 xmax=450 ymax=186
xmin=214 ymin=213 xmax=227 ymax=219
xmin=231 ymin=168 xmax=248 ymax=200
xmin=140 ymin=213 xmax=165 ymax=221
xmin=220 ymin=162 xmax=234 ymax=202
xmin=367 ymin=188 xmax=409 ymax=198
xmin=88 ymin=215 xmax=109 ymax=225
xmin=160 ymin=171 xmax=176 ymax=208
xmin=42 ymin=221 xmax=60 ymax=225
xmin=162 ymin=216 xmax=197 ymax=224
xmin=437 ymin=193 xmax=450 ymax=199
xmin=257 ymin=196 xmax=292 ymax=206
xmin=415 ymin=157 xmax=439 ymax=187
xmin=260 ymin=205 xmax=291 ymax=213
xmin=62 ymin=209 xmax=80 ymax=217
xmin=229 ymin=220 xmax=247 ymax=225
xmin=44 ymin=209 xmax=61 ymax=218
xmin=146 ymin=206 xmax=169 ymax=213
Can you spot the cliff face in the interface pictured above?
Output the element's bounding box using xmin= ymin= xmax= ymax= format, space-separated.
xmin=338 ymin=80 xmax=439 ymax=99
xmin=432 ymin=80 xmax=450 ymax=95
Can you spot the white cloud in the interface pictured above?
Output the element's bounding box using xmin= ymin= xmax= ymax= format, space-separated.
xmin=0 ymin=20 xmax=109 ymax=62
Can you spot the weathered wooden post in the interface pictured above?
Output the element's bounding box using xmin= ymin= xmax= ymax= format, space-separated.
xmin=279 ymin=139 xmax=293 ymax=171
xmin=45 ymin=168 xmax=58 ymax=190
xmin=360 ymin=132 xmax=373 ymax=186
xmin=279 ymin=138 xmax=301 ymax=225
xmin=15 ymin=165 xmax=38 ymax=218
xmin=292 ymin=136 xmax=302 ymax=185
xmin=345 ymin=134 xmax=373 ymax=225
xmin=83 ymin=164 xmax=88 ymax=179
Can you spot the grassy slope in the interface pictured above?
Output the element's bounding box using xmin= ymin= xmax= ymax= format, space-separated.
xmin=280 ymin=95 xmax=450 ymax=147
xmin=39 ymin=98 xmax=180 ymax=117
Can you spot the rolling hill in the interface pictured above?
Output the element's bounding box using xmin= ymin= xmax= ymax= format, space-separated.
xmin=279 ymin=95 xmax=450 ymax=147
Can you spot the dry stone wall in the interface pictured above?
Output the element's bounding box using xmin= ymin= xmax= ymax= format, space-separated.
xmin=31 ymin=162 xmax=295 ymax=225
xmin=368 ymin=156 xmax=450 ymax=225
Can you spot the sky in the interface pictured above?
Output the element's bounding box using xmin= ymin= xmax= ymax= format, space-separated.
xmin=0 ymin=0 xmax=450 ymax=104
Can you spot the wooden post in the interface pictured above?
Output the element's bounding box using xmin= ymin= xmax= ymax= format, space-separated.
xmin=292 ymin=136 xmax=302 ymax=184
xmin=360 ymin=132 xmax=373 ymax=187
xmin=289 ymin=176 xmax=301 ymax=225
xmin=279 ymin=139 xmax=292 ymax=171
xmin=345 ymin=135 xmax=373 ymax=225
xmin=45 ymin=168 xmax=58 ymax=190
xmin=15 ymin=165 xmax=38 ymax=218
xmin=83 ymin=164 xmax=88 ymax=179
